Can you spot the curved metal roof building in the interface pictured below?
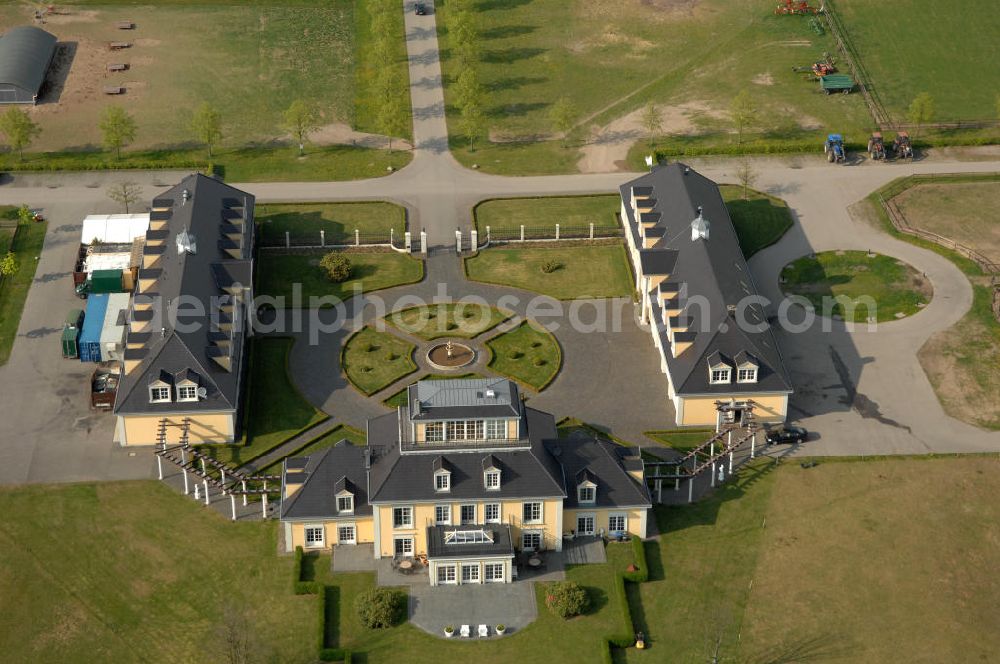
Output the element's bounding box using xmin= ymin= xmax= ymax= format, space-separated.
xmin=0 ymin=26 xmax=57 ymax=104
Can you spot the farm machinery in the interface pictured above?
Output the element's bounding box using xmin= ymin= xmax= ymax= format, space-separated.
xmin=823 ymin=134 xmax=846 ymax=163
xmin=775 ymin=0 xmax=819 ymax=15
xmin=867 ymin=133 xmax=886 ymax=160
xmin=892 ymin=131 xmax=913 ymax=159
xmin=793 ymin=54 xmax=836 ymax=77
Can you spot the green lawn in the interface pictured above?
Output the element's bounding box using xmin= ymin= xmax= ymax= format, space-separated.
xmin=486 ymin=322 xmax=561 ymax=392
xmin=197 ymin=338 xmax=326 ymax=467
xmin=436 ymin=0 xmax=871 ymax=174
xmin=781 ymin=250 xmax=932 ymax=322
xmin=835 ymin=0 xmax=1000 ymax=123
xmin=473 ymin=195 xmax=621 ymax=235
xmin=354 ymin=0 xmax=413 ymax=140
xmin=306 ymin=548 xmax=633 ymax=664
xmin=719 ymin=185 xmax=794 ymax=258
xmin=262 ymin=424 xmax=366 ymax=473
xmin=258 ymin=251 xmax=423 ymax=307
xmin=0 ymin=222 xmax=46 ymax=366
xmin=0 ymin=482 xmax=316 ymax=663
xmin=257 ymin=202 xmax=406 ymax=246
xmin=386 ymin=303 xmax=511 ymax=340
xmin=644 ymin=429 xmax=717 ymax=455
xmin=465 ymin=244 xmax=634 ymax=300
xmin=341 ymin=327 xmax=418 ymax=396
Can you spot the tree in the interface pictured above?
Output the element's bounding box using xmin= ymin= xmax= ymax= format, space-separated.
xmin=191 ymin=102 xmax=223 ymax=158
xmin=0 ymin=252 xmax=16 ymax=279
xmin=377 ymin=94 xmax=408 ymax=153
xmin=0 ymin=107 xmax=40 ymax=161
xmin=319 ymin=252 xmax=352 ymax=282
xmin=640 ymin=102 xmax=663 ymax=146
xmin=736 ymin=156 xmax=757 ymax=200
xmin=907 ymin=92 xmax=935 ymax=136
xmin=17 ymin=204 xmax=35 ymax=225
xmin=283 ymin=100 xmax=320 ymax=155
xmin=459 ymin=100 xmax=485 ymax=151
xmin=107 ymin=181 xmax=143 ymax=214
xmin=545 ymin=581 xmax=589 ymax=619
xmin=453 ymin=68 xmax=484 ymax=114
xmin=730 ymin=89 xmax=757 ymax=147
xmin=99 ymin=105 xmax=137 ymax=160
xmin=549 ymin=97 xmax=578 ymax=146
xmin=450 ymin=10 xmax=479 ymax=66
xmin=355 ymin=588 xmax=404 ymax=629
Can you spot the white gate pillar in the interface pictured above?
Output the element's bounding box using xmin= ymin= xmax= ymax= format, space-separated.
xmin=420 ymin=230 xmax=428 ymax=254
xmin=455 ymin=228 xmax=463 ymax=254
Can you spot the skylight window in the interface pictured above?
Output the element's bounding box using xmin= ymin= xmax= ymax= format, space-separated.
xmin=444 ymin=529 xmax=494 ymax=545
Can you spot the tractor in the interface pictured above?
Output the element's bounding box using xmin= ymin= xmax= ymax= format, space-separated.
xmin=823 ymin=134 xmax=846 ymax=163
xmin=775 ymin=0 xmax=818 ymax=14
xmin=867 ymin=132 xmax=886 ymax=161
xmin=892 ymin=131 xmax=913 ymax=159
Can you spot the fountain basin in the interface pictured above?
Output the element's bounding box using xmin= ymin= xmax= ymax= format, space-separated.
xmin=426 ymin=342 xmax=475 ymax=370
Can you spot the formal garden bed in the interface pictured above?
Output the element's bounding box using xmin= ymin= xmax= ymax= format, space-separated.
xmin=465 ymin=244 xmax=634 ymax=300
xmin=341 ymin=327 xmax=418 ymax=396
xmin=386 ymin=303 xmax=511 ymax=340
xmin=486 ymin=322 xmax=561 ymax=391
xmin=780 ymin=250 xmax=932 ymax=323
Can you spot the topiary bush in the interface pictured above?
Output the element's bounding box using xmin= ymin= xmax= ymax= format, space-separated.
xmin=319 ymin=252 xmax=352 ymax=283
xmin=545 ymin=581 xmax=589 ymax=619
xmin=355 ymin=587 xmax=405 ymax=629
xmin=541 ymin=260 xmax=561 ymax=274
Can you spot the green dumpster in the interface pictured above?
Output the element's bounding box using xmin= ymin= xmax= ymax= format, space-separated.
xmin=89 ymin=269 xmax=123 ymax=294
xmin=62 ymin=309 xmax=83 ymax=359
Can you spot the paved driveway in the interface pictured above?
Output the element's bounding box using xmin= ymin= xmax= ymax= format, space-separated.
xmin=408 ymin=582 xmax=538 ymax=637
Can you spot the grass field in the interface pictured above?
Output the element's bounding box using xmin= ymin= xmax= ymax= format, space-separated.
xmin=473 ymin=195 xmax=620 ymax=235
xmin=834 ymin=0 xmax=1000 ymax=123
xmin=893 ymin=181 xmax=1000 ymax=264
xmin=0 ymin=482 xmax=315 ymax=663
xmin=719 ymin=185 xmax=795 ymax=258
xmin=341 ymin=326 xmax=417 ymax=395
xmin=486 ymin=322 xmax=561 ymax=391
xmin=0 ymin=0 xmax=410 ymax=155
xmin=258 ymin=251 xmax=423 ymax=307
xmin=257 ymin=202 xmax=406 ymax=246
xmin=386 ymin=303 xmax=511 ymax=340
xmin=464 ymin=244 xmax=634 ymax=300
xmin=644 ymin=428 xmax=716 ymax=455
xmin=0 ymin=222 xmax=47 ymax=366
xmin=436 ymin=0 xmax=871 ymax=173
xmin=781 ymin=250 xmax=932 ymax=322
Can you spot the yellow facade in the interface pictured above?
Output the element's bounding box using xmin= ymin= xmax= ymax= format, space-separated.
xmin=678 ymin=394 xmax=788 ymax=427
xmin=290 ymin=517 xmax=375 ymax=551
xmin=563 ymin=508 xmax=647 ymax=539
xmin=116 ymin=412 xmax=235 ymax=446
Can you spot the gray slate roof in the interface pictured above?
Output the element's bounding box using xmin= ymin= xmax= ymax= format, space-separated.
xmin=279 ymin=442 xmax=373 ymax=521
xmin=426 ymin=524 xmax=515 ymax=560
xmin=0 ymin=26 xmax=56 ymax=98
xmin=620 ymin=164 xmax=792 ymax=396
xmin=408 ymin=377 xmax=520 ymax=420
xmin=114 ymin=174 xmax=255 ymax=416
xmin=552 ymin=438 xmax=652 ymax=509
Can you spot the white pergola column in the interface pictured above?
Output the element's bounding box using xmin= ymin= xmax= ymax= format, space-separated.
xmin=203 ymin=480 xmax=210 ymax=505
xmin=230 ymin=494 xmax=237 ymax=521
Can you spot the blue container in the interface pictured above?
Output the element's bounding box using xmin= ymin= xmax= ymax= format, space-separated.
xmin=79 ymin=293 xmax=110 ymax=363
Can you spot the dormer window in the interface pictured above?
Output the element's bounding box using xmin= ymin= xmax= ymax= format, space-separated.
xmin=485 ymin=470 xmax=500 ymax=490
xmin=734 ymin=351 xmax=759 ymax=384
xmin=336 ymin=494 xmax=354 ymax=514
xmin=737 ymin=367 xmax=757 ymax=383
xmin=177 ymin=385 xmax=198 ymax=401
xmin=434 ymin=471 xmax=451 ymax=492
xmin=149 ymin=386 xmax=171 ymax=403
xmin=710 ymin=368 xmax=731 ymax=384
xmin=578 ymin=485 xmax=596 ymax=504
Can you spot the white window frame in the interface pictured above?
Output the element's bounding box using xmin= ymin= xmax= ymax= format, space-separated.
xmin=393 ymin=536 xmax=414 ymax=557
xmin=484 ymin=503 xmax=501 ymax=524
xmin=737 ymin=367 xmax=757 ymax=383
xmin=434 ymin=471 xmax=450 ymax=492
xmin=461 ymin=563 xmax=481 ymax=584
xmin=392 ymin=506 xmax=413 ymax=529
xmin=484 ymin=562 xmax=505 ymax=583
xmin=608 ymin=513 xmax=627 ymax=534
xmin=485 ymin=419 xmax=506 ymax=440
xmin=425 ymin=421 xmax=444 ymax=442
xmin=304 ymin=525 xmax=325 ymax=549
xmin=577 ymin=485 xmax=596 ymax=504
xmin=176 ymin=384 xmax=198 ymax=402
xmin=435 ymin=504 xmax=451 ymax=525
xmin=460 ymin=504 xmax=477 ymax=525
xmin=336 ymin=494 xmax=354 ymax=514
xmin=710 ymin=368 xmax=731 ymax=384
xmin=521 ymin=531 xmax=542 ymax=551
xmin=437 ymin=564 xmax=457 ymax=585
xmin=522 ymin=501 xmax=543 ymax=524
xmin=337 ymin=523 xmax=357 ymax=544
xmin=149 ymin=386 xmax=171 ymax=403
xmin=484 ymin=470 xmax=501 ymax=490
xmin=576 ymin=514 xmax=596 ymax=536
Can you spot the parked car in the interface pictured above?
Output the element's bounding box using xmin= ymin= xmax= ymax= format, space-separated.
xmin=414 ymin=2 xmax=427 ymax=14
xmin=765 ymin=425 xmax=808 ymax=445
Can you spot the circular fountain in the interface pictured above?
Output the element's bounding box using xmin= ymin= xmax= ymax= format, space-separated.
xmin=426 ymin=340 xmax=476 ymax=370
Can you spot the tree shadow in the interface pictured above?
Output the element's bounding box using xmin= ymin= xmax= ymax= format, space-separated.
xmin=480 ymin=47 xmax=547 ymax=64
xmin=476 ymin=0 xmax=534 ymax=10
xmin=481 ymin=24 xmax=537 ymax=39
xmin=488 ymin=101 xmax=549 ymax=118
xmin=585 ymin=585 xmax=609 ymax=614
xmin=486 ymin=76 xmax=547 ymax=93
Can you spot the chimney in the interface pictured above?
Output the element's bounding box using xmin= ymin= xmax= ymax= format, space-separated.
xmin=181 ymin=189 xmax=190 ymax=204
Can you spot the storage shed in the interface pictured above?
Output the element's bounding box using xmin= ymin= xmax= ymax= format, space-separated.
xmin=99 ymin=293 xmax=130 ymax=363
xmin=0 ymin=26 xmax=58 ymax=105
xmin=79 ymin=294 xmax=110 ymax=363
xmin=80 ymin=213 xmax=150 ymax=245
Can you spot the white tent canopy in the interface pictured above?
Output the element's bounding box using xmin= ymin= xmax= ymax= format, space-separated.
xmin=81 ymin=213 xmax=150 ymax=245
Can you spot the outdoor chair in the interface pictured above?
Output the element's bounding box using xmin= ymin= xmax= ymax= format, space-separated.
xmin=478 ymin=624 xmax=489 ymax=638
xmin=460 ymin=625 xmax=471 ymax=638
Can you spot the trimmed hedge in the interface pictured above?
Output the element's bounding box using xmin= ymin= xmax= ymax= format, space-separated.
xmin=292 ymin=546 xmax=354 ymax=663
xmin=600 ymin=538 xmax=651 ymax=662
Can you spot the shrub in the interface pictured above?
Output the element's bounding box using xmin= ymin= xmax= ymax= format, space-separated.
xmin=541 ymin=260 xmax=561 ymax=274
xmin=509 ymin=350 xmax=523 ymax=360
xmin=319 ymin=252 xmax=352 ymax=283
xmin=355 ymin=587 xmax=405 ymax=629
xmin=386 ymin=352 xmax=398 ymax=361
xmin=533 ymin=358 xmax=547 ymax=367
xmin=545 ymin=581 xmax=589 ymax=619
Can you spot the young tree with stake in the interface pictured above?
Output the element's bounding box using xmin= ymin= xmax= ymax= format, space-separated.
xmin=284 ymin=100 xmax=320 ymax=156
xmin=191 ymin=103 xmax=223 ymax=158
xmin=730 ymin=89 xmax=757 ymax=147
xmin=907 ymin=92 xmax=935 ymax=137
xmin=549 ymin=97 xmax=578 ymax=147
xmin=0 ymin=108 xmax=41 ymax=161
xmin=107 ymin=182 xmax=144 ymax=214
xmin=640 ymin=102 xmax=663 ymax=147
xmin=99 ymin=106 xmax=137 ymax=160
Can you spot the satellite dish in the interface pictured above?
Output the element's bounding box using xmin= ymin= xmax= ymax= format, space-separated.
xmin=197 ymin=387 xmax=208 ymax=398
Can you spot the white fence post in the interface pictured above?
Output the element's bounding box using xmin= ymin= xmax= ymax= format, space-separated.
xmin=486 ymin=225 xmax=491 ymax=245
xmin=589 ymin=222 xmax=594 ymax=240
xmin=471 ymin=229 xmax=478 ymax=250
xmin=555 ymin=223 xmax=560 ymax=241
xmin=320 ymin=230 xmax=325 ymax=247
xmin=420 ymin=230 xmax=428 ymax=255
xmin=520 ymin=224 xmax=525 ymax=242
xmin=405 ymin=231 xmax=412 ymax=252
xmin=285 ymin=231 xmax=290 ymax=249
xmin=355 ymin=229 xmax=360 ymax=247
xmin=455 ymin=228 xmax=463 ymax=253
xmin=390 ymin=227 xmax=395 ymax=247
